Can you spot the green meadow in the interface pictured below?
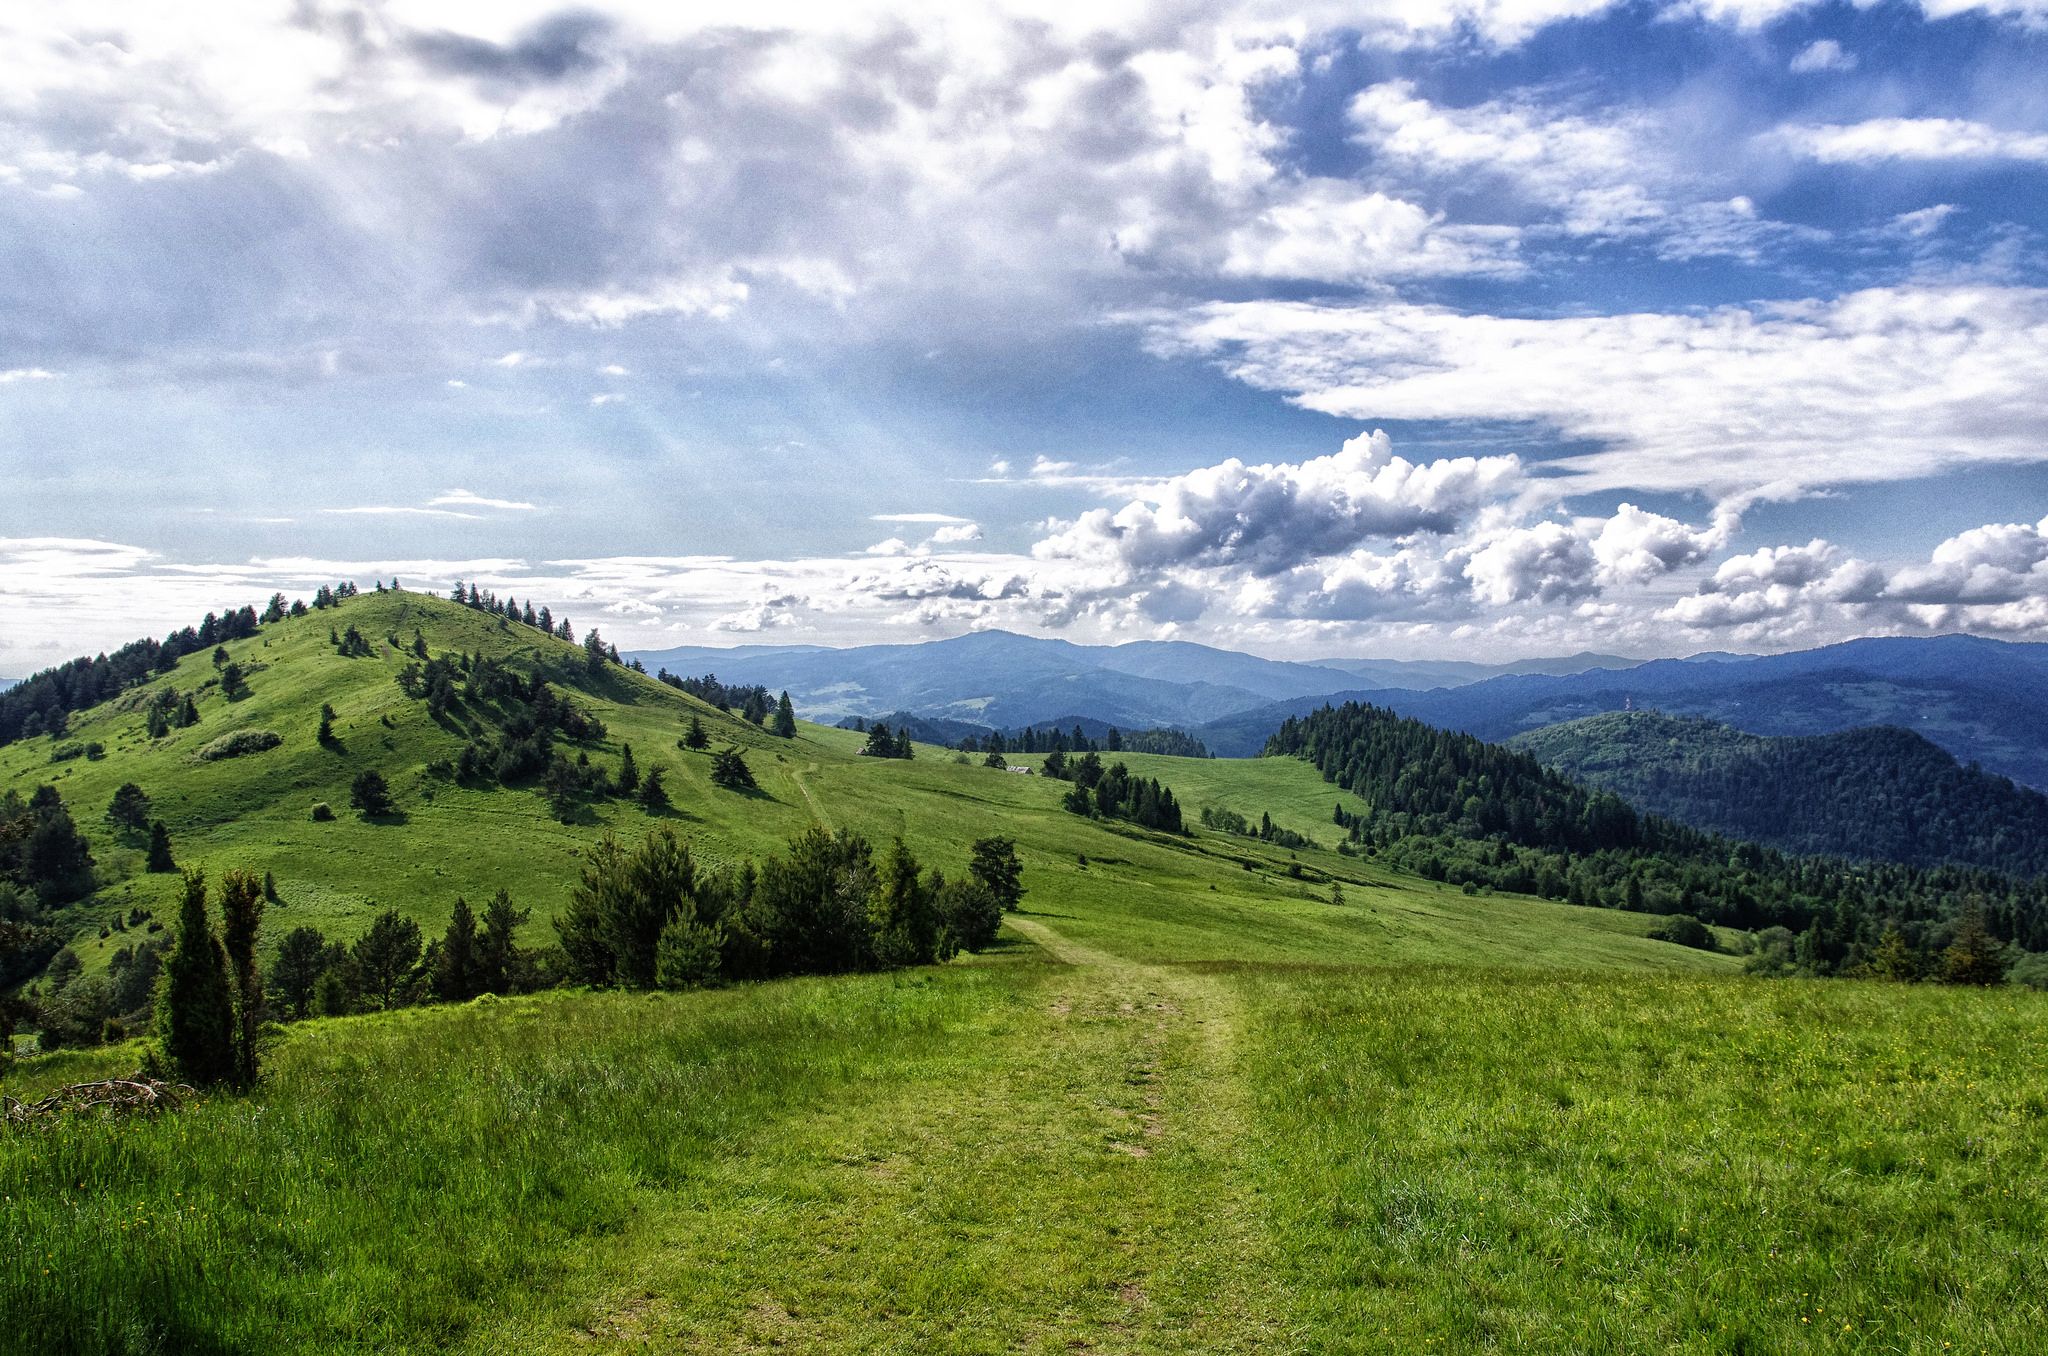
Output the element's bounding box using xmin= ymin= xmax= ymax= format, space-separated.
xmin=5 ymin=591 xmax=2045 ymax=1353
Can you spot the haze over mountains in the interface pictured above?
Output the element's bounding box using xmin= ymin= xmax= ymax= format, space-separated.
xmin=628 ymin=634 xmax=1637 ymax=736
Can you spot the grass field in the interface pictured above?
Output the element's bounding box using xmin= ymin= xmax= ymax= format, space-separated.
xmin=6 ymin=591 xmax=2045 ymax=1353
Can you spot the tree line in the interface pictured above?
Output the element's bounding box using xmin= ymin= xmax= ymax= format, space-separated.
xmin=1270 ymin=702 xmax=2048 ymax=980
xmin=0 ymin=582 xmax=378 ymax=748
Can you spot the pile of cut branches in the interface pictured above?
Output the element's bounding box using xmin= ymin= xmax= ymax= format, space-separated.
xmin=3 ymin=1076 xmax=197 ymax=1126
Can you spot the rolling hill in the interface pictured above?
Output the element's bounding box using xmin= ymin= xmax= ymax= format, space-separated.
xmin=1509 ymin=711 xmax=2048 ymax=876
xmin=1 ymin=588 xmax=1716 ymax=1000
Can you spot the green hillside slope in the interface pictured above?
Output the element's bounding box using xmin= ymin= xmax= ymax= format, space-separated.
xmin=1510 ymin=710 xmax=2048 ymax=875
xmin=0 ymin=589 xmax=1728 ymax=996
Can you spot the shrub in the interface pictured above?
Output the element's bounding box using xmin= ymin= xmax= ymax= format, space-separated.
xmin=310 ymin=802 xmax=335 ymax=822
xmin=196 ymin=730 xmax=283 ymax=761
xmin=1648 ymin=913 xmax=1716 ymax=950
xmin=2010 ymin=951 xmax=2048 ymax=991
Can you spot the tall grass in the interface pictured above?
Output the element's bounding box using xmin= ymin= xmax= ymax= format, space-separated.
xmin=2 ymin=966 xmax=1031 ymax=1355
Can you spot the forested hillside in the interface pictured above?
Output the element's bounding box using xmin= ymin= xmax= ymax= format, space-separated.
xmin=1267 ymin=702 xmax=2048 ymax=974
xmin=1512 ymin=712 xmax=2048 ymax=876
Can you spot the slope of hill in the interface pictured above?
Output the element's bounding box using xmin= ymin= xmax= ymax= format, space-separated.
xmin=0 ymin=589 xmax=1721 ymax=1002
xmin=1198 ymin=634 xmax=2048 ymax=784
xmin=1509 ymin=712 xmax=2048 ymax=876
xmin=628 ymin=631 xmax=1635 ymax=731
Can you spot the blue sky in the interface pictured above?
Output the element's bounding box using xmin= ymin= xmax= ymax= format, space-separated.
xmin=3 ymin=0 xmax=2047 ymax=674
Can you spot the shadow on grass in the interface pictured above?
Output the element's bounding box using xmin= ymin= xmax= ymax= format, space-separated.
xmin=357 ymin=810 xmax=411 ymax=826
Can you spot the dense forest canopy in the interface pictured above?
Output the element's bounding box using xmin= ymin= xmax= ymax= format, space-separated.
xmin=1268 ymin=702 xmax=2048 ymax=975
xmin=1511 ymin=712 xmax=2048 ymax=877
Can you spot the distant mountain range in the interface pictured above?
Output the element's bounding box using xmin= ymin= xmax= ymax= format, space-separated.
xmin=1510 ymin=711 xmax=2048 ymax=877
xmin=1194 ymin=634 xmax=2048 ymax=789
xmin=628 ymin=632 xmax=1634 ymax=733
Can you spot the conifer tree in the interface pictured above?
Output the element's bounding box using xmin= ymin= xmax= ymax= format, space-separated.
xmin=317 ymin=703 xmax=337 ymax=745
xmin=219 ymin=868 xmax=265 ymax=1087
xmin=773 ymin=691 xmax=797 ymax=738
xmin=616 ymin=743 xmax=640 ymax=796
xmin=1941 ymin=906 xmax=2010 ymax=985
xmin=710 ymin=747 xmax=756 ymax=791
xmin=638 ymin=765 xmax=670 ymax=812
xmin=475 ymin=890 xmax=529 ymax=995
xmin=432 ymin=896 xmax=478 ymax=1001
xmin=107 ymin=782 xmax=151 ymax=834
xmin=146 ymin=820 xmax=176 ymax=873
xmin=684 ymin=715 xmax=710 ymax=750
xmin=156 ymin=872 xmax=237 ymax=1086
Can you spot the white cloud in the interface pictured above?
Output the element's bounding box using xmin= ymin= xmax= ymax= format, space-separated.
xmin=1788 ymin=39 xmax=1856 ymax=73
xmin=1772 ymin=118 xmax=2048 ymax=164
xmin=872 ymin=513 xmax=975 ymax=524
xmin=929 ymin=522 xmax=984 ymax=544
xmin=863 ymin=537 xmax=914 ymax=556
xmin=1219 ymin=180 xmax=1522 ymax=283
xmin=0 ymin=368 xmax=58 ymax=383
xmin=1141 ymin=285 xmax=2048 ymax=496
xmin=589 ymin=393 xmax=624 ymax=406
xmin=1034 ymin=429 xmax=1524 ymax=578
xmin=321 ymin=505 xmax=483 ymax=520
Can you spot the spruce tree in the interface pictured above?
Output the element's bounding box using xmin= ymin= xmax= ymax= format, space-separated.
xmin=146 ymin=820 xmax=176 ymax=873
xmin=616 ymin=743 xmax=640 ymax=796
xmin=433 ymin=897 xmax=478 ymax=1001
xmin=156 ymin=872 xmax=237 ymax=1086
xmin=1941 ymin=907 xmax=2010 ymax=985
xmin=219 ymin=868 xmax=265 ymax=1088
xmin=684 ymin=715 xmax=709 ymax=750
xmin=638 ymin=765 xmax=670 ymax=812
xmin=475 ymin=890 xmax=529 ymax=995
xmin=317 ymin=703 xmax=337 ymax=745
xmin=710 ymin=747 xmax=756 ymax=791
xmin=773 ymin=691 xmax=797 ymax=738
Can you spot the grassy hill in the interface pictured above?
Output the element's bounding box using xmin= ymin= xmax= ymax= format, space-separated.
xmin=1511 ymin=711 xmax=2048 ymax=876
xmin=2 ymin=589 xmax=1725 ymax=990
xmin=6 ymin=590 xmax=2047 ymax=1353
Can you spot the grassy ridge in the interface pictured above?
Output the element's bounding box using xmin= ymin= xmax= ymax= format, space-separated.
xmin=1 ymin=590 xmax=1732 ymax=983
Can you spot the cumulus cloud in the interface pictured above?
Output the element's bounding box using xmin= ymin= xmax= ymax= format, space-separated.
xmin=1141 ymin=286 xmax=2048 ymax=496
xmin=1034 ymin=429 xmax=1523 ymax=578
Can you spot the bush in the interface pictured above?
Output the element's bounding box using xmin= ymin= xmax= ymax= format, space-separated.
xmin=196 ymin=730 xmax=283 ymax=761
xmin=310 ymin=802 xmax=335 ymax=822
xmin=1648 ymin=913 xmax=1716 ymax=950
xmin=2009 ymin=951 xmax=2048 ymax=991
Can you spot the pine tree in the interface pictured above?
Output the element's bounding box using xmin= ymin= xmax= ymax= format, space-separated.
xmin=475 ymin=890 xmax=530 ymax=995
xmin=146 ymin=820 xmax=176 ymax=873
xmin=156 ymin=872 xmax=237 ymax=1086
xmin=317 ymin=703 xmax=337 ymax=745
xmin=107 ymin=782 xmax=151 ymax=834
xmin=638 ymin=765 xmax=670 ymax=812
xmin=432 ymin=897 xmax=478 ymax=1001
xmin=1866 ymin=927 xmax=1919 ymax=981
xmin=179 ymin=693 xmax=199 ymax=727
xmin=269 ymin=926 xmax=329 ymax=1019
xmin=219 ymin=868 xmax=265 ymax=1088
xmin=684 ymin=715 xmax=709 ymax=750
xmin=710 ymin=747 xmax=756 ymax=791
xmin=1941 ymin=906 xmax=2010 ymax=986
xmin=616 ymin=743 xmax=640 ymax=796
xmin=350 ymin=769 xmax=394 ymax=818
xmin=773 ymin=691 xmax=797 ymax=738
xmin=968 ymin=837 xmax=1026 ymax=911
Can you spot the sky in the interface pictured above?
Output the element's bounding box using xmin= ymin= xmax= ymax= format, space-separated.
xmin=3 ymin=0 xmax=2048 ymax=675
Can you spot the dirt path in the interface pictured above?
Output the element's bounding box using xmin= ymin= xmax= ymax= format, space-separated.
xmin=512 ymin=914 xmax=1288 ymax=1354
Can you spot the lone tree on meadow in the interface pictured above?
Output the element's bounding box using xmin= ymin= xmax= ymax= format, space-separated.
xmin=710 ymin=747 xmax=756 ymax=792
xmin=107 ymin=782 xmax=151 ymax=835
xmin=219 ymin=661 xmax=248 ymax=700
xmin=683 ymin=715 xmax=710 ymax=750
xmin=638 ymin=764 xmax=670 ymax=812
xmin=350 ymin=769 xmax=395 ymax=818
xmin=317 ymin=703 xmax=337 ymax=745
xmin=616 ymin=743 xmax=640 ymax=796
xmin=773 ymin=691 xmax=797 ymax=738
xmin=146 ymin=821 xmax=176 ymax=873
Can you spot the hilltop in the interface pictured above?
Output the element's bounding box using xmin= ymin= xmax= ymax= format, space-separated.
xmin=1510 ymin=711 xmax=2048 ymax=876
